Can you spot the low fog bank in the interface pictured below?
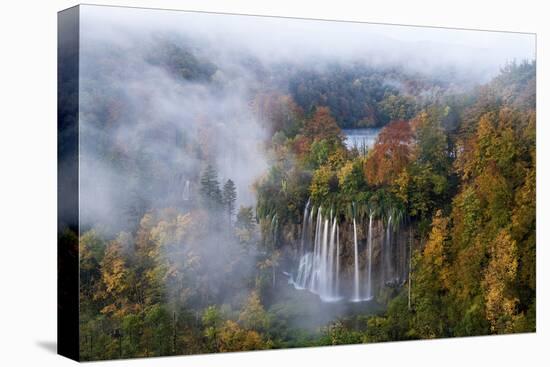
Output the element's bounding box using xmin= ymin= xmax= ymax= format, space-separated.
xmin=82 ymin=5 xmax=535 ymax=83
xmin=78 ymin=5 xmax=535 ymax=231
xmin=78 ymin=23 xmax=269 ymax=231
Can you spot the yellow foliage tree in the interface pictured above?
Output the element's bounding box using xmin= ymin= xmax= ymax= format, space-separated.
xmin=98 ymin=232 xmax=132 ymax=316
xmin=218 ymin=320 xmax=266 ymax=352
xmin=482 ymin=229 xmax=519 ymax=333
xmin=238 ymin=291 xmax=270 ymax=332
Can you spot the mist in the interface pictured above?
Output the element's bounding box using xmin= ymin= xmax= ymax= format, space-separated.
xmin=78 ymin=5 xmax=534 ymax=228
xmin=82 ymin=5 xmax=535 ymax=82
xmin=75 ymin=4 xmax=535 ymax=336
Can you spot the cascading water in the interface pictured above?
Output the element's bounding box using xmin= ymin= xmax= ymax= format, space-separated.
xmin=335 ymin=224 xmax=340 ymax=295
xmin=327 ymin=218 xmax=337 ymax=296
xmin=182 ymin=180 xmax=190 ymax=201
xmin=271 ymin=214 xmax=279 ymax=248
xmin=383 ymin=215 xmax=393 ymax=286
xmin=319 ymin=217 xmax=329 ymax=294
xmin=293 ymin=205 xmax=341 ymax=302
xmin=294 ymin=252 xmax=312 ymax=289
xmin=352 ymin=216 xmax=360 ymax=302
xmin=292 ymin=203 xmax=409 ymax=303
xmin=300 ymin=199 xmax=310 ymax=256
xmin=308 ymin=205 xmax=314 ymax=239
xmin=366 ymin=212 xmax=373 ymax=300
xmin=310 ymin=207 xmax=322 ymax=292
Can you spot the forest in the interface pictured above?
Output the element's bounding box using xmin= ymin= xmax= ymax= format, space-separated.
xmin=69 ymin=10 xmax=536 ymax=360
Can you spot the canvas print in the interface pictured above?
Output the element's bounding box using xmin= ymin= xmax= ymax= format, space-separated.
xmin=58 ymin=5 xmax=536 ymax=361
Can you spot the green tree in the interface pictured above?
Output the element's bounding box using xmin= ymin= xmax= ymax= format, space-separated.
xmin=378 ymin=92 xmax=417 ymax=121
xmin=222 ymin=179 xmax=237 ymax=223
xmin=202 ymin=306 xmax=223 ymax=352
xmin=143 ymin=304 xmax=173 ymax=356
xmin=310 ymin=164 xmax=338 ymax=203
xmin=399 ymin=107 xmax=454 ymax=222
xmin=238 ymin=291 xmax=270 ymax=332
xmin=337 ymin=158 xmax=366 ymax=197
xmin=121 ymin=313 xmax=143 ymax=357
xmin=236 ymin=206 xmax=255 ymax=231
xmin=320 ymin=320 xmax=362 ymax=345
xmin=80 ymin=230 xmax=105 ymax=301
xmin=411 ymin=210 xmax=449 ymax=338
xmin=199 ymin=164 xmax=222 ymax=210
xmin=218 ymin=320 xmax=267 ymax=352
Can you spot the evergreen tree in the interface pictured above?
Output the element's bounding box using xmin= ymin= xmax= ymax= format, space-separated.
xmin=222 ymin=179 xmax=237 ymax=223
xmin=236 ymin=207 xmax=254 ymax=230
xmin=199 ymin=164 xmax=222 ymax=210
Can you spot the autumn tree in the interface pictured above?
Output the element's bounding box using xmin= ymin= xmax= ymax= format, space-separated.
xmin=202 ymin=306 xmax=223 ymax=352
xmin=302 ymin=106 xmax=342 ymax=143
xmin=97 ymin=232 xmax=132 ymax=317
xmin=411 ymin=210 xmax=449 ymax=338
xmin=365 ymin=120 xmax=413 ymax=186
xmin=482 ymin=229 xmax=519 ymax=333
xmin=217 ymin=320 xmax=267 ymax=352
xmin=252 ymin=92 xmax=304 ymax=138
xmin=134 ymin=213 xmax=165 ymax=307
xmin=337 ymin=158 xmax=367 ymax=197
xmin=378 ymin=92 xmax=417 ymax=121
xmin=511 ymin=161 xmax=536 ymax=329
xmin=310 ymin=164 xmax=338 ymax=203
xmin=238 ymin=291 xmax=270 ymax=332
xmin=396 ymin=108 xmax=454 ymax=224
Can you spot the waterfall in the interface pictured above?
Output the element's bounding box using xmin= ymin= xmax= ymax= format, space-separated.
xmin=293 ymin=204 xmax=341 ymax=302
xmin=366 ymin=213 xmax=373 ymax=300
xmin=300 ymin=199 xmax=310 ymax=255
xmin=182 ymin=180 xmax=190 ymax=201
xmin=401 ymin=224 xmax=409 ymax=285
xmin=320 ymin=217 xmax=329 ymax=295
xmin=398 ymin=227 xmax=406 ymax=284
xmin=292 ymin=202 xmax=408 ymax=302
xmin=352 ymin=217 xmax=360 ymax=301
xmin=294 ymin=252 xmax=312 ymax=289
xmin=327 ymin=217 xmax=337 ymax=296
xmin=270 ymin=214 xmax=278 ymax=248
xmin=383 ymin=215 xmax=393 ymax=286
xmin=308 ymin=205 xmax=314 ymax=236
xmin=335 ymin=224 xmax=340 ymax=296
xmin=310 ymin=207 xmax=322 ymax=291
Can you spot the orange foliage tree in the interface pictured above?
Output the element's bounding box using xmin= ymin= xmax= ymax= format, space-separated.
xmin=302 ymin=106 xmax=342 ymax=143
xmin=364 ymin=120 xmax=413 ymax=186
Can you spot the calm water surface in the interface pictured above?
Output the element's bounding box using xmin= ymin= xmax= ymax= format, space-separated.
xmin=342 ymin=128 xmax=381 ymax=150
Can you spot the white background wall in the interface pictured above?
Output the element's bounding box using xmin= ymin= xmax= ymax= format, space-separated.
xmin=0 ymin=0 xmax=548 ymax=365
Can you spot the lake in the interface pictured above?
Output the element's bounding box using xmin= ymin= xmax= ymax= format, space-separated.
xmin=342 ymin=128 xmax=382 ymax=150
